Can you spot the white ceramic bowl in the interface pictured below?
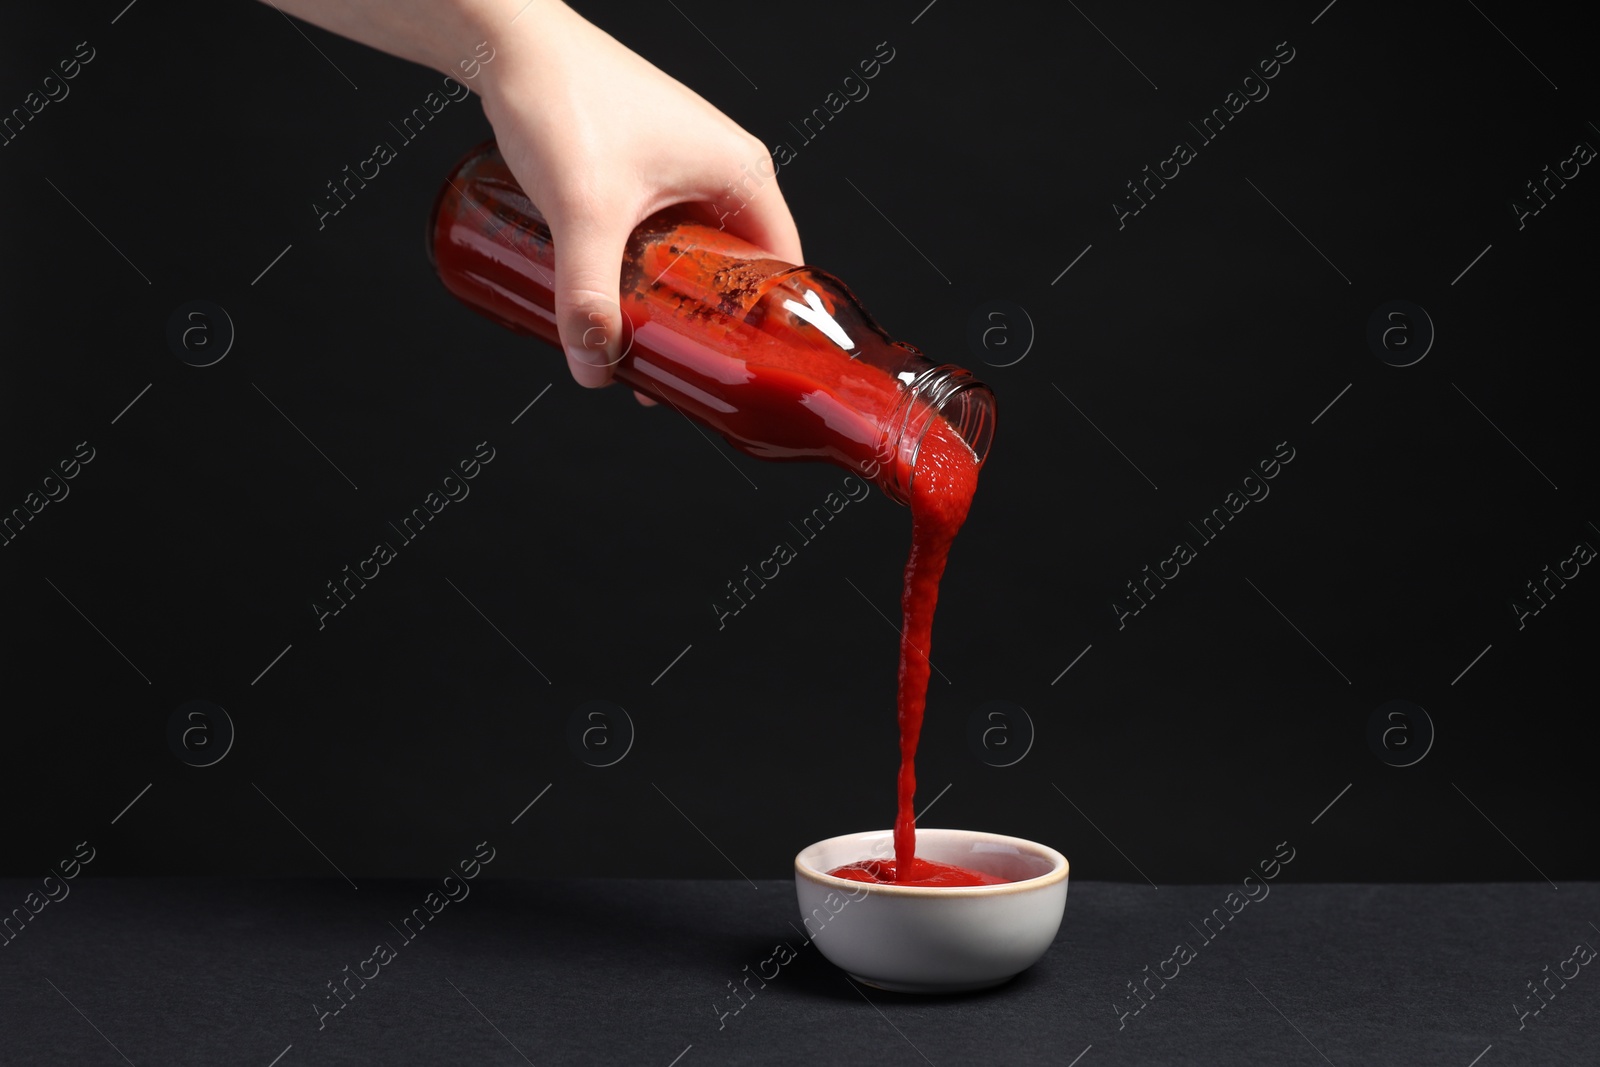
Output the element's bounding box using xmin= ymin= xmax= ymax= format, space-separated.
xmin=793 ymin=828 xmax=1069 ymax=993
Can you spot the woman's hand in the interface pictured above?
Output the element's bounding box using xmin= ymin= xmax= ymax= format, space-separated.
xmin=478 ymin=1 xmax=803 ymax=391
xmin=264 ymin=0 xmax=804 ymax=395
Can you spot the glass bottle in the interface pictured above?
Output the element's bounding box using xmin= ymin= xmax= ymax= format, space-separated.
xmin=428 ymin=141 xmax=995 ymax=503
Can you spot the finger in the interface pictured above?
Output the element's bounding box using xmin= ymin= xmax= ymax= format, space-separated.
xmin=716 ymin=176 xmax=804 ymax=266
xmin=633 ymin=390 xmax=658 ymax=407
xmin=546 ymin=209 xmax=635 ymax=389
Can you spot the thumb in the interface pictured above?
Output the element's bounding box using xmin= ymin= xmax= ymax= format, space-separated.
xmin=548 ymin=212 xmax=634 ymax=389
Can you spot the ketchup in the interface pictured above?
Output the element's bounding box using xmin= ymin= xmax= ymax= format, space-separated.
xmin=823 ymin=415 xmax=993 ymax=886
xmin=893 ymin=417 xmax=979 ymax=869
xmin=429 ymin=142 xmax=998 ymax=885
xmin=828 ymin=857 xmax=1007 ymax=888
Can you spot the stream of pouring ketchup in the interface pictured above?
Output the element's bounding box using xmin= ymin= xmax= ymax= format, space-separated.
xmin=825 ymin=418 xmax=1005 ymax=888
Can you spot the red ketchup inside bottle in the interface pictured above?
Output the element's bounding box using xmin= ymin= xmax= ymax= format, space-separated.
xmin=429 ymin=142 xmax=1001 ymax=887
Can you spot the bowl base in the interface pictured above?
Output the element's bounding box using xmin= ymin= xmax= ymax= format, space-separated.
xmin=848 ymin=971 xmax=1016 ymax=995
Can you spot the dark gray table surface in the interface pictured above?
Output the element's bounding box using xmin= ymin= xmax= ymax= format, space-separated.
xmin=1 ymin=878 xmax=1594 ymax=1065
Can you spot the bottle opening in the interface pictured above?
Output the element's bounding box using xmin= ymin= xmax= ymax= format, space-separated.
xmin=895 ymin=366 xmax=995 ymax=502
xmin=931 ymin=378 xmax=996 ymax=469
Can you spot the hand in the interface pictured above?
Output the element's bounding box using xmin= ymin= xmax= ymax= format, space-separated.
xmin=477 ymin=1 xmax=803 ymax=394
xmin=262 ymin=0 xmax=803 ymax=399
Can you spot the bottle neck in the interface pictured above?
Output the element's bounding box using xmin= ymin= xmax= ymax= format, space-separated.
xmin=876 ymin=364 xmax=996 ymax=505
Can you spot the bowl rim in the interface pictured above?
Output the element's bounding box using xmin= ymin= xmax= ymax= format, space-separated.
xmin=794 ymin=827 xmax=1069 ymax=898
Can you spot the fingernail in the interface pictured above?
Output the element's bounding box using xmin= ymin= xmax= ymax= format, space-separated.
xmin=564 ymin=344 xmax=610 ymax=389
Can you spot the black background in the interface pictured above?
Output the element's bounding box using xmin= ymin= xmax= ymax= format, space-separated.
xmin=1 ymin=0 xmax=1594 ymax=886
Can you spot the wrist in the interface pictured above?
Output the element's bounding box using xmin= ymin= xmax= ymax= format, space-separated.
xmin=402 ymin=0 xmax=546 ymax=85
xmin=474 ymin=0 xmax=604 ymax=109
xmin=453 ymin=0 xmax=564 ymax=90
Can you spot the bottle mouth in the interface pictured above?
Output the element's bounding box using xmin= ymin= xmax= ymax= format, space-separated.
xmin=927 ymin=370 xmax=996 ymax=469
xmin=885 ymin=365 xmax=996 ymax=504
